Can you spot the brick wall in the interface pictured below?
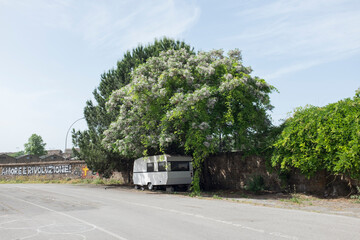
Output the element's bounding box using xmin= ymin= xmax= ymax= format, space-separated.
xmin=202 ymin=152 xmax=356 ymax=196
xmin=202 ymin=152 xmax=281 ymax=192
xmin=0 ymin=154 xmax=16 ymax=164
xmin=287 ymin=169 xmax=354 ymax=197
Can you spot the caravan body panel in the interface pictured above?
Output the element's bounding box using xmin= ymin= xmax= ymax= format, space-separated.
xmin=133 ymin=155 xmax=192 ymax=187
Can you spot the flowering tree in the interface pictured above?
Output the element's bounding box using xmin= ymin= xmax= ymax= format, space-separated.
xmin=72 ymin=38 xmax=193 ymax=178
xmin=103 ymin=48 xmax=275 ymax=192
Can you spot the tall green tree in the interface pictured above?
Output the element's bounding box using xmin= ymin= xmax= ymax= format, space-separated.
xmin=272 ymin=90 xmax=360 ymax=179
xmin=24 ymin=134 xmax=47 ymax=156
xmin=103 ymin=48 xmax=276 ymax=192
xmin=72 ymin=38 xmax=193 ymax=178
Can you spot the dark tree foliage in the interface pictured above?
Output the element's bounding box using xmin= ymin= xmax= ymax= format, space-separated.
xmin=72 ymin=38 xmax=193 ymax=178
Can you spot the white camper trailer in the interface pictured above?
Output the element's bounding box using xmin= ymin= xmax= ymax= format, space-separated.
xmin=133 ymin=155 xmax=193 ymax=190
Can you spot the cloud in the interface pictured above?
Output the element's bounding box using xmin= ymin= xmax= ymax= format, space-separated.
xmin=115 ymin=1 xmax=200 ymax=50
xmin=1 ymin=0 xmax=200 ymax=52
xmin=0 ymin=0 xmax=200 ymax=152
xmin=229 ymin=0 xmax=360 ymax=78
xmin=75 ymin=0 xmax=200 ymax=51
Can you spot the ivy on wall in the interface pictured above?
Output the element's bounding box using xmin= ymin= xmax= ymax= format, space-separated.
xmin=272 ymin=90 xmax=360 ymax=179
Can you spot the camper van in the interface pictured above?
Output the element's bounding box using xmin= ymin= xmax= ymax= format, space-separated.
xmin=133 ymin=155 xmax=193 ymax=191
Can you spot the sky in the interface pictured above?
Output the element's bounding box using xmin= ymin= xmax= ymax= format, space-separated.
xmin=0 ymin=0 xmax=359 ymax=152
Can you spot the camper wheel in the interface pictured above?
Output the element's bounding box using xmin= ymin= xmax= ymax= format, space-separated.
xmin=134 ymin=185 xmax=139 ymax=190
xmin=140 ymin=186 xmax=145 ymax=191
xmin=147 ymin=182 xmax=154 ymax=190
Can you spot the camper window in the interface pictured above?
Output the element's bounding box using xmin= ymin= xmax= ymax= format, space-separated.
xmin=147 ymin=163 xmax=154 ymax=172
xmin=158 ymin=162 xmax=166 ymax=171
xmin=170 ymin=161 xmax=189 ymax=171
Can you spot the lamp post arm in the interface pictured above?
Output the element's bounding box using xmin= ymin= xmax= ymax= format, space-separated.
xmin=65 ymin=117 xmax=85 ymax=153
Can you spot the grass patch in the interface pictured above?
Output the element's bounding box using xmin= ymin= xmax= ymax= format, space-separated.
xmin=106 ymin=179 xmax=123 ymax=185
xmin=280 ymin=194 xmax=303 ymax=204
xmin=189 ymin=191 xmax=201 ymax=197
xmin=212 ymin=194 xmax=223 ymax=200
xmin=350 ymin=186 xmax=360 ymax=203
xmin=289 ymin=195 xmax=303 ymax=204
xmin=93 ymin=178 xmax=104 ymax=185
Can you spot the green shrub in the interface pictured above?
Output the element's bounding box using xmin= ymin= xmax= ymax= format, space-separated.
xmin=272 ymin=91 xmax=360 ymax=179
xmin=245 ymin=175 xmax=265 ymax=193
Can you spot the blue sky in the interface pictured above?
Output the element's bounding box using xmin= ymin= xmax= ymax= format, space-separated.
xmin=0 ymin=0 xmax=359 ymax=152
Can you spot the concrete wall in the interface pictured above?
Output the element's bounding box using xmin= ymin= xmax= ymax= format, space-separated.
xmin=0 ymin=160 xmax=97 ymax=180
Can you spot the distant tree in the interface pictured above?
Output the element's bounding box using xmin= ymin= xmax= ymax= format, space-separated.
xmin=24 ymin=134 xmax=47 ymax=156
xmin=72 ymin=37 xmax=194 ymax=178
xmin=9 ymin=151 xmax=25 ymax=158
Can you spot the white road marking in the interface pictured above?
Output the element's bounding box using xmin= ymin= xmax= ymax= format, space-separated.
xmin=127 ymin=201 xmax=274 ymax=235
xmin=12 ymin=185 xmax=299 ymax=239
xmin=270 ymin=232 xmax=299 ymax=240
xmin=19 ymin=223 xmax=53 ymax=240
xmin=0 ymin=220 xmax=17 ymax=225
xmin=0 ymin=220 xmax=88 ymax=240
xmin=1 ymin=194 xmax=128 ymax=240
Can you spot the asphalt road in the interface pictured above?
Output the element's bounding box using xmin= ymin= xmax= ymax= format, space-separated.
xmin=0 ymin=184 xmax=359 ymax=240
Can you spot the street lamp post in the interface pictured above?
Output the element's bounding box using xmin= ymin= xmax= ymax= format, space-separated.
xmin=65 ymin=117 xmax=85 ymax=153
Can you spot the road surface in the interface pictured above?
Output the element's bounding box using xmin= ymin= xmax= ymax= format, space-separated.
xmin=0 ymin=184 xmax=359 ymax=240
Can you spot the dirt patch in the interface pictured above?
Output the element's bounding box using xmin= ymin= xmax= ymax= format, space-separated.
xmin=197 ymin=190 xmax=360 ymax=218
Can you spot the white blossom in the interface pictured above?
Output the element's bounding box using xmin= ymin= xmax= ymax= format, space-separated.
xmin=224 ymin=73 xmax=233 ymax=80
xmin=207 ymin=98 xmax=217 ymax=108
xmin=199 ymin=122 xmax=210 ymax=130
xmin=103 ymin=47 xmax=274 ymax=159
xmin=228 ymin=49 xmax=242 ymax=61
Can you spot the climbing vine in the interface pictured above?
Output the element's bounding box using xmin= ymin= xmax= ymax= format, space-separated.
xmin=272 ymin=90 xmax=360 ymax=179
